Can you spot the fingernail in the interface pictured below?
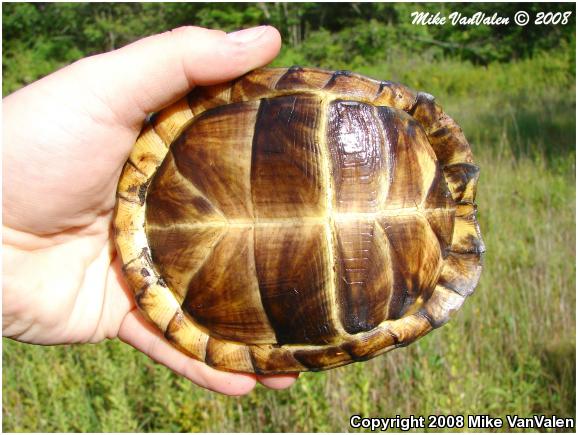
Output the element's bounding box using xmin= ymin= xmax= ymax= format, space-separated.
xmin=227 ymin=26 xmax=268 ymax=43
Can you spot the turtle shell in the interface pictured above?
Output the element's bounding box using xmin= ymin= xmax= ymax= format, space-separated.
xmin=114 ymin=67 xmax=484 ymax=374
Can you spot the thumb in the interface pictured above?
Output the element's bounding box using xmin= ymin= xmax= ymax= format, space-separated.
xmin=72 ymin=25 xmax=282 ymax=127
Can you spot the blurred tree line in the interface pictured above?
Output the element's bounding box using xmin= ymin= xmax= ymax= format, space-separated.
xmin=3 ymin=2 xmax=576 ymax=95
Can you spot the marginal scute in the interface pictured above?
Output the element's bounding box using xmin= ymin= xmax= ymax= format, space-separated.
xmin=113 ymin=66 xmax=483 ymax=374
xmin=121 ymin=252 xmax=158 ymax=293
xmin=151 ymin=97 xmax=194 ymax=145
xmin=117 ymin=162 xmax=149 ymax=205
xmin=127 ymin=125 xmax=168 ymax=175
xmin=137 ymin=282 xmax=181 ymax=332
xmin=409 ymin=92 xmax=443 ymax=130
xmin=165 ymin=310 xmax=209 ymax=361
xmin=188 ymin=82 xmax=233 ymax=116
xmin=438 ymin=252 xmax=483 ymax=297
xmin=249 ymin=345 xmax=306 ymax=374
xmin=340 ymin=326 xmax=397 ymax=360
xmin=115 ymin=229 xmax=149 ymax=269
xmin=324 ymin=71 xmax=382 ymax=99
xmin=373 ymin=81 xmax=417 ymax=111
xmin=113 ymin=197 xmax=145 ymax=233
xmin=420 ymin=285 xmax=466 ymax=328
xmin=293 ymin=345 xmax=352 ymax=370
xmin=275 ymin=66 xmax=334 ymax=90
xmin=205 ymin=338 xmax=254 ymax=373
xmin=228 ymin=68 xmax=284 ymax=102
xmin=455 ymin=202 xmax=476 ymax=218
xmin=426 ymin=114 xmax=474 ymax=165
xmin=444 ymin=163 xmax=480 ymax=203
xmin=451 ymin=207 xmax=485 ymax=255
xmin=387 ymin=313 xmax=433 ymax=346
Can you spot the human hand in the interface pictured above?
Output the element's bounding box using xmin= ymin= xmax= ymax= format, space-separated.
xmin=3 ymin=25 xmax=298 ymax=395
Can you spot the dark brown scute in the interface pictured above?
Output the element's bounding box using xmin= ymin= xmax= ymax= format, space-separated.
xmin=251 ymin=94 xmax=326 ymax=219
xmin=254 ymin=223 xmax=337 ymax=345
xmin=146 ymin=225 xmax=224 ymax=301
xmin=376 ymin=106 xmax=436 ymax=209
xmin=327 ymin=100 xmax=386 ymax=213
xmin=182 ymin=227 xmax=277 ymax=344
xmin=377 ymin=216 xmax=444 ymax=316
xmin=335 ymin=220 xmax=392 ymax=333
xmin=146 ymin=152 xmax=223 ymax=225
xmin=170 ymin=100 xmax=259 ymax=219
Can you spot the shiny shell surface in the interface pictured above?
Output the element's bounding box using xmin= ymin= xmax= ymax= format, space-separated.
xmin=114 ymin=67 xmax=484 ymax=374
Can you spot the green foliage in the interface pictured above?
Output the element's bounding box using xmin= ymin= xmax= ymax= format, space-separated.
xmin=3 ymin=2 xmax=576 ymax=95
xmin=2 ymin=2 xmax=576 ymax=432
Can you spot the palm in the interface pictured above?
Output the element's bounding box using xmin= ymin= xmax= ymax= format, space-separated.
xmin=3 ymin=26 xmax=297 ymax=395
xmin=3 ymin=71 xmax=135 ymax=344
xmin=4 ymin=83 xmax=130 ymax=344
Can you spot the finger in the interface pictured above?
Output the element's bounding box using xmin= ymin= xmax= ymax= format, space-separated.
xmin=117 ymin=309 xmax=257 ymax=396
xmin=74 ymin=25 xmax=282 ymax=127
xmin=257 ymin=373 xmax=300 ymax=390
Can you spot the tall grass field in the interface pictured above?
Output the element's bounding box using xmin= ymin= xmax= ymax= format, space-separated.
xmin=3 ymin=49 xmax=575 ymax=431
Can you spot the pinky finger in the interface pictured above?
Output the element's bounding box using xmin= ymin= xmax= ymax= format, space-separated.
xmin=257 ymin=373 xmax=299 ymax=390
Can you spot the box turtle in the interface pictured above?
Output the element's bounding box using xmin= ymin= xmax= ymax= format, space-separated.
xmin=114 ymin=67 xmax=484 ymax=374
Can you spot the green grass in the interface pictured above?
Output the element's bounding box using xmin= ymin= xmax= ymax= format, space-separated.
xmin=3 ymin=52 xmax=575 ymax=432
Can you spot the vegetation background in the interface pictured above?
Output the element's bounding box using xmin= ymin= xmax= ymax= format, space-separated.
xmin=3 ymin=2 xmax=576 ymax=432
